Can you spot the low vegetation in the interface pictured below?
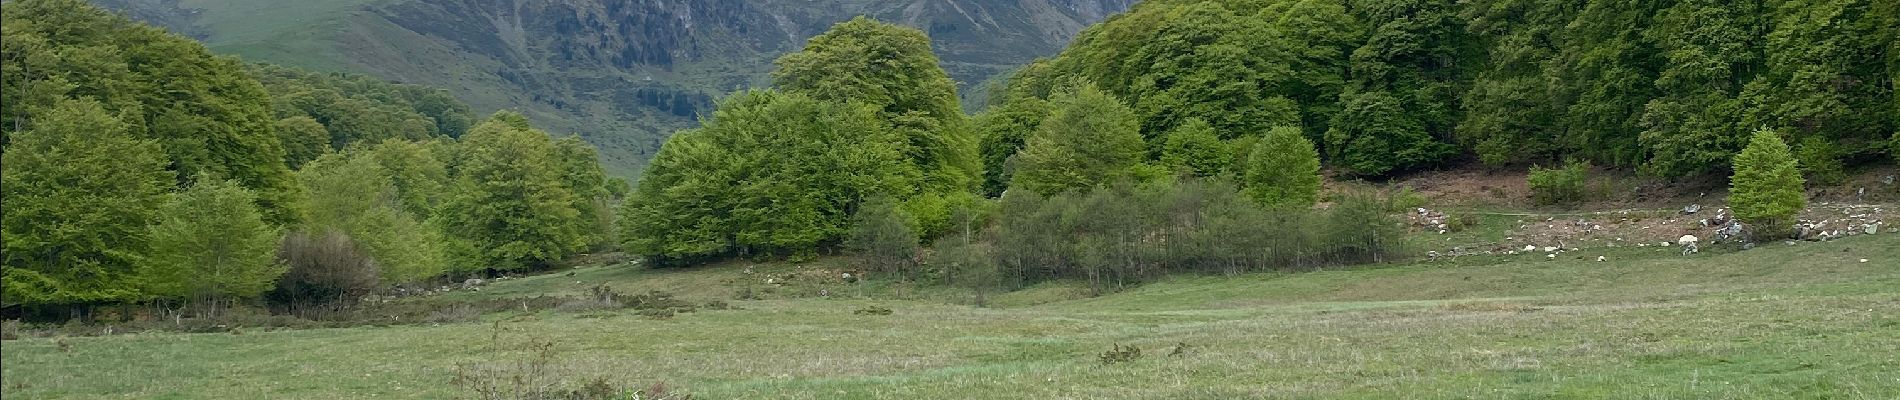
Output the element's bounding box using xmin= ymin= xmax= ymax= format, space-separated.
xmin=3 ymin=234 xmax=1892 ymax=398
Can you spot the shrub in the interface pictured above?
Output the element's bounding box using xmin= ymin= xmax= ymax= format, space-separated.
xmin=930 ymin=239 xmax=1000 ymax=306
xmin=989 ymin=179 xmax=1407 ymax=292
xmin=268 ymin=232 xmax=382 ymax=312
xmin=1099 ymin=343 xmax=1142 ymax=365
xmin=845 ymin=198 xmax=920 ymax=279
xmin=1527 ymin=160 xmax=1590 ymax=205
xmin=1729 ymin=129 xmax=1806 ymax=239
xmin=1322 ymin=194 xmax=1407 ymax=264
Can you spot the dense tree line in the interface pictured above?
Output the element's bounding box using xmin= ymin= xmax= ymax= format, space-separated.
xmin=987 ymin=0 xmax=1897 ymax=179
xmin=628 ymin=16 xmax=1351 ymax=288
xmin=249 ymin=63 xmax=475 ymax=167
xmin=1 ymin=0 xmax=614 ymax=312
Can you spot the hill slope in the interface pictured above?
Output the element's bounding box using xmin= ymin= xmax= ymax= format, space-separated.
xmin=92 ymin=0 xmax=1135 ymax=176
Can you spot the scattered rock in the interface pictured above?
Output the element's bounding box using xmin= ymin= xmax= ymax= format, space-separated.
xmin=1681 ymin=204 xmax=1701 ymax=215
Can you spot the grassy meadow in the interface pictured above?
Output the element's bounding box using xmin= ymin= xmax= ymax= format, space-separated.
xmin=4 ymin=234 xmax=1897 ymax=399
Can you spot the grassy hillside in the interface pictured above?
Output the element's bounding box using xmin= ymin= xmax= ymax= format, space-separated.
xmin=6 ymin=234 xmax=1894 ymax=399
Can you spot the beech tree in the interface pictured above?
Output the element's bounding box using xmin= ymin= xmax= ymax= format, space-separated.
xmin=143 ymin=176 xmax=286 ymax=304
xmin=1 ymin=99 xmax=172 ymax=306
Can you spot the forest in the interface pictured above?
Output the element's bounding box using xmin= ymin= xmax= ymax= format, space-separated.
xmin=3 ymin=0 xmax=1897 ymax=316
xmin=2 ymin=0 xmax=620 ymax=314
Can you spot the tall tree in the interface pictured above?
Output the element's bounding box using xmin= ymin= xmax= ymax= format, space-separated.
xmin=774 ymin=16 xmax=979 ymax=194
xmin=552 ymin=136 xmax=613 ymax=249
xmin=142 ymin=176 xmax=286 ymax=304
xmin=1011 ymin=83 xmax=1149 ymax=195
xmin=1326 ymin=91 xmax=1452 ymax=176
xmin=621 ymin=91 xmax=917 ymax=264
xmin=440 ymin=112 xmax=587 ymax=270
xmin=1 ymin=99 xmax=172 ymax=306
xmin=974 ymin=97 xmax=1050 ymax=196
xmin=276 ymin=116 xmax=331 ymax=169
xmin=299 ymin=151 xmax=450 ymax=283
xmin=1 ymin=0 xmax=300 ymax=224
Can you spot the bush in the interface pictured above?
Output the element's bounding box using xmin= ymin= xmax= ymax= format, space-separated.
xmin=268 ymin=232 xmax=383 ymax=312
xmin=990 ymin=179 xmax=1408 ymax=293
xmin=845 ymin=198 xmax=921 ymax=279
xmin=1527 ymin=161 xmax=1590 ymax=205
xmin=1099 ymin=343 xmax=1142 ymax=365
xmin=1729 ymin=129 xmax=1806 ymax=239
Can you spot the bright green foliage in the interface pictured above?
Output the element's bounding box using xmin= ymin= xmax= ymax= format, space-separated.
xmin=275 ymin=116 xmax=330 ymax=169
xmin=440 ymin=112 xmax=589 ymax=270
xmin=552 ymin=136 xmax=615 ymax=250
xmin=1011 ymin=84 xmax=1148 ymax=195
xmin=845 ymin=198 xmax=921 ymax=279
xmin=298 ymin=151 xmax=450 ymax=283
xmin=1242 ymin=126 xmax=1322 ymax=208
xmin=1 ymin=0 xmax=300 ymax=224
xmin=1160 ymin=119 xmax=1229 ymax=178
xmin=1729 ymin=130 xmax=1807 ymax=238
xmin=365 ymin=140 xmax=452 ymax=219
xmin=1057 ymin=2 xmax=1301 ymax=140
xmin=1 ymin=99 xmax=173 ymax=306
xmin=1326 ymin=91 xmax=1452 ymax=176
xmin=774 ymin=16 xmax=979 ymax=194
xmin=1528 ymin=161 xmax=1592 ymax=206
xmin=142 ymin=176 xmax=286 ymax=302
xmin=974 ymin=97 xmax=1051 ymax=196
xmin=620 ymin=91 xmax=916 ymax=264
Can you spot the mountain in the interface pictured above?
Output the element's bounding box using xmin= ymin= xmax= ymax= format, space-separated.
xmin=91 ymin=0 xmax=1136 ymax=176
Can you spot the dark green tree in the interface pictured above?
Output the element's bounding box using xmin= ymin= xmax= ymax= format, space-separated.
xmin=1326 ymin=91 xmax=1452 ymax=176
xmin=1 ymin=0 xmax=300 ymax=224
xmin=845 ymin=198 xmax=921 ymax=279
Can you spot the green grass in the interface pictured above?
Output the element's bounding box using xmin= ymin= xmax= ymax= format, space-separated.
xmin=5 ymin=235 xmax=1897 ymax=399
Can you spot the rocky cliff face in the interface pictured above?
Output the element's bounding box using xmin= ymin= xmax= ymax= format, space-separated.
xmin=92 ymin=0 xmax=1135 ymax=176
